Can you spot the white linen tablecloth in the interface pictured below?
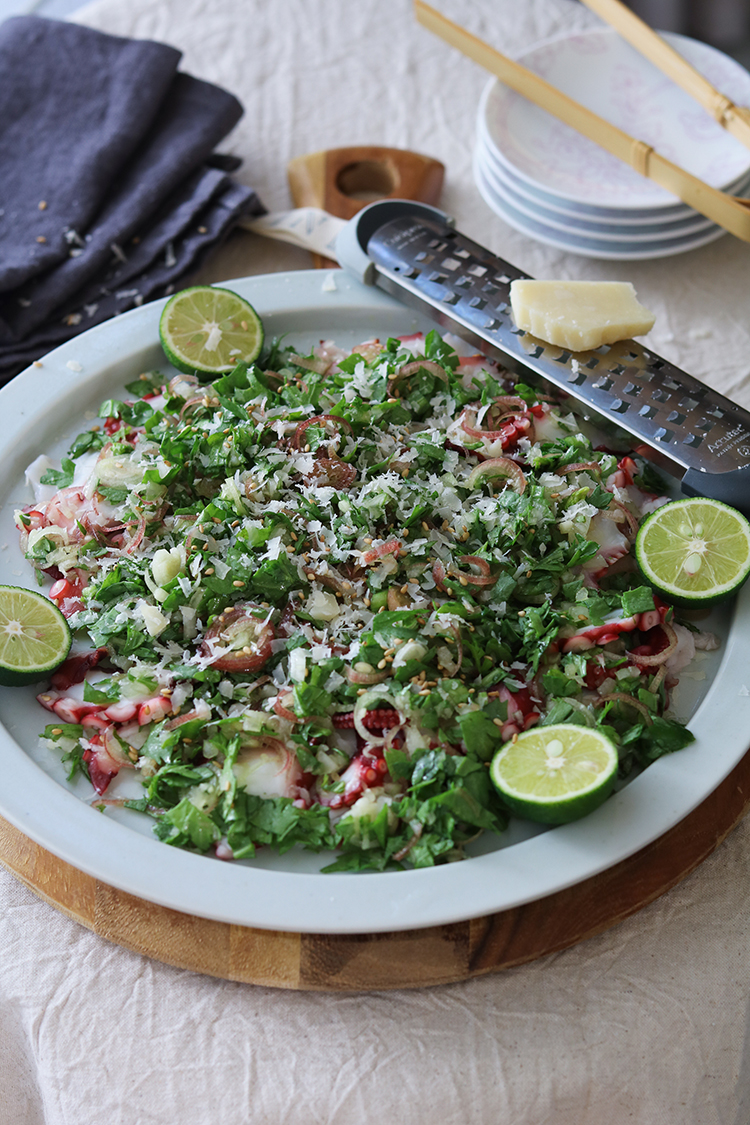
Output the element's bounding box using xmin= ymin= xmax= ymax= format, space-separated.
xmin=2 ymin=1 xmax=750 ymax=1121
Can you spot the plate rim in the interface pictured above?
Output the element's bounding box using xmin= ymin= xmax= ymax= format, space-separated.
xmin=0 ymin=268 xmax=748 ymax=934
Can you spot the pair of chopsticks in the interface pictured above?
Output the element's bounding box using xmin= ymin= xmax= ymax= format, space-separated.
xmin=414 ymin=0 xmax=750 ymax=241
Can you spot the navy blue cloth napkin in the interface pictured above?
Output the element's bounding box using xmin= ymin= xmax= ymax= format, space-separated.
xmin=0 ymin=16 xmax=264 ymax=381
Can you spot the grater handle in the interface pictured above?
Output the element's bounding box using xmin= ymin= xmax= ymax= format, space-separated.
xmin=681 ymin=466 xmax=750 ymax=514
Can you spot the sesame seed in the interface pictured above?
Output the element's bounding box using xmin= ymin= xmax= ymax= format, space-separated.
xmin=204 ymin=567 xmax=215 ymax=575
xmin=36 ymin=235 xmax=46 ymax=243
xmin=492 ymin=717 xmax=504 ymax=728
xmin=38 ymin=201 xmax=47 ymax=210
xmin=50 ymin=727 xmax=62 ymax=735
xmin=233 ymin=580 xmax=244 ymax=587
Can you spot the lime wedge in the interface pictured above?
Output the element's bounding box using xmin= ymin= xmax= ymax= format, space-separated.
xmin=159 ymin=285 xmax=264 ymax=377
xmin=489 ymin=724 xmax=618 ymax=824
xmin=0 ymin=586 xmax=71 ymax=686
xmin=635 ymin=497 xmax=750 ymax=606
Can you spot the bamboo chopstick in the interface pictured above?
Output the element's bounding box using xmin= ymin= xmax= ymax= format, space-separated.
xmin=580 ymin=0 xmax=750 ymax=151
xmin=413 ymin=0 xmax=750 ymax=242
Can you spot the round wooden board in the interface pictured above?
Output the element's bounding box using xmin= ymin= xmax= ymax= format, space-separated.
xmin=1 ymin=748 xmax=749 ymax=991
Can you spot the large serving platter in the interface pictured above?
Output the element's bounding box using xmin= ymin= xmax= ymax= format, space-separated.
xmin=0 ymin=269 xmax=746 ymax=935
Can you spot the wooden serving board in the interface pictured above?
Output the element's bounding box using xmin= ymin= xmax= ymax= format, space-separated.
xmin=2 ymin=745 xmax=749 ymax=990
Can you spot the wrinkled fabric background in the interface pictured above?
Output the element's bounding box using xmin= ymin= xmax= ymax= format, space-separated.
xmin=2 ymin=0 xmax=750 ymax=1121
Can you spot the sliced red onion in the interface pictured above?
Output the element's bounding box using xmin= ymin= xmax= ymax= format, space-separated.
xmin=466 ymin=458 xmax=526 ymax=494
xmin=346 ymin=666 xmax=391 ymax=685
xmin=452 ymin=555 xmax=498 ymax=587
xmin=603 ymin=499 xmax=639 ymax=541
xmin=389 ymin=360 xmax=450 ymax=393
xmin=594 ymin=692 xmax=653 ymax=725
xmin=362 ymin=538 xmax=401 ymax=565
xmin=629 ymin=621 xmax=678 ymax=667
xmin=288 ymin=354 xmax=328 ymax=374
xmin=273 ymin=689 xmax=298 ymax=723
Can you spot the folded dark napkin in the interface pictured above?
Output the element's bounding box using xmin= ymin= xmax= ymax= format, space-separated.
xmin=0 ymin=16 xmax=265 ymax=382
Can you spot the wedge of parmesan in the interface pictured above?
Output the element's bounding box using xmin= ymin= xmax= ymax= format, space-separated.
xmin=509 ymin=280 xmax=655 ymax=351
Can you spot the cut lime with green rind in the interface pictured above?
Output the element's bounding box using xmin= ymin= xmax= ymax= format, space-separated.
xmin=489 ymin=724 xmax=619 ymax=825
xmin=159 ymin=285 xmax=264 ymax=378
xmin=0 ymin=586 xmax=71 ymax=687
xmin=635 ymin=497 xmax=750 ymax=606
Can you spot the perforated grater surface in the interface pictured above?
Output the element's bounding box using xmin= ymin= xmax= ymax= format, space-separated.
xmin=336 ymin=201 xmax=750 ymax=515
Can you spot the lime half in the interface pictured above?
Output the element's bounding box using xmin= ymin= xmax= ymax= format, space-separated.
xmin=0 ymin=586 xmax=71 ymax=687
xmin=489 ymin=724 xmax=619 ymax=825
xmin=159 ymin=285 xmax=264 ymax=377
xmin=635 ymin=497 xmax=750 ymax=606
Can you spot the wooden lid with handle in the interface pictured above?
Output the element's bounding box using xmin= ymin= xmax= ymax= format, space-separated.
xmin=287 ymin=145 xmax=445 ymax=266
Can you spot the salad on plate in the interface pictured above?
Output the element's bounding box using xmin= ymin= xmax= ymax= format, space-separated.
xmin=15 ymin=314 xmax=713 ymax=872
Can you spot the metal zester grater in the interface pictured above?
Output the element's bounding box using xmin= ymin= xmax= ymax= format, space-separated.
xmin=336 ymin=200 xmax=750 ymax=516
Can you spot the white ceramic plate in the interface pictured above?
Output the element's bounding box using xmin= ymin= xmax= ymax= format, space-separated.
xmin=473 ymin=149 xmax=728 ymax=259
xmin=481 ymin=29 xmax=750 ymax=209
xmin=476 ymin=125 xmax=750 ymax=233
xmin=0 ymin=270 xmax=747 ymax=934
xmin=476 ymin=136 xmax=724 ymax=240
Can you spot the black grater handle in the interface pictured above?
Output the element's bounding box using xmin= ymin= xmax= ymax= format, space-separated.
xmin=681 ymin=466 xmax=750 ymax=515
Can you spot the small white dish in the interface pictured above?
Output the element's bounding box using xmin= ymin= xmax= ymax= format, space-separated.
xmin=474 ymin=149 xmax=728 ymax=258
xmin=480 ymin=28 xmax=750 ymax=210
xmin=476 ymin=126 xmax=750 ymax=232
xmin=0 ymin=270 xmax=745 ymax=933
xmin=475 ymin=141 xmax=731 ymax=242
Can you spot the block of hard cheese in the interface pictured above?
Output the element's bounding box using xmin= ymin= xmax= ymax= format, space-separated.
xmin=509 ymin=280 xmax=655 ymax=351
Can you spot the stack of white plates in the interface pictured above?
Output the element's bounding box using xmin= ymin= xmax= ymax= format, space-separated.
xmin=473 ymin=28 xmax=750 ymax=260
